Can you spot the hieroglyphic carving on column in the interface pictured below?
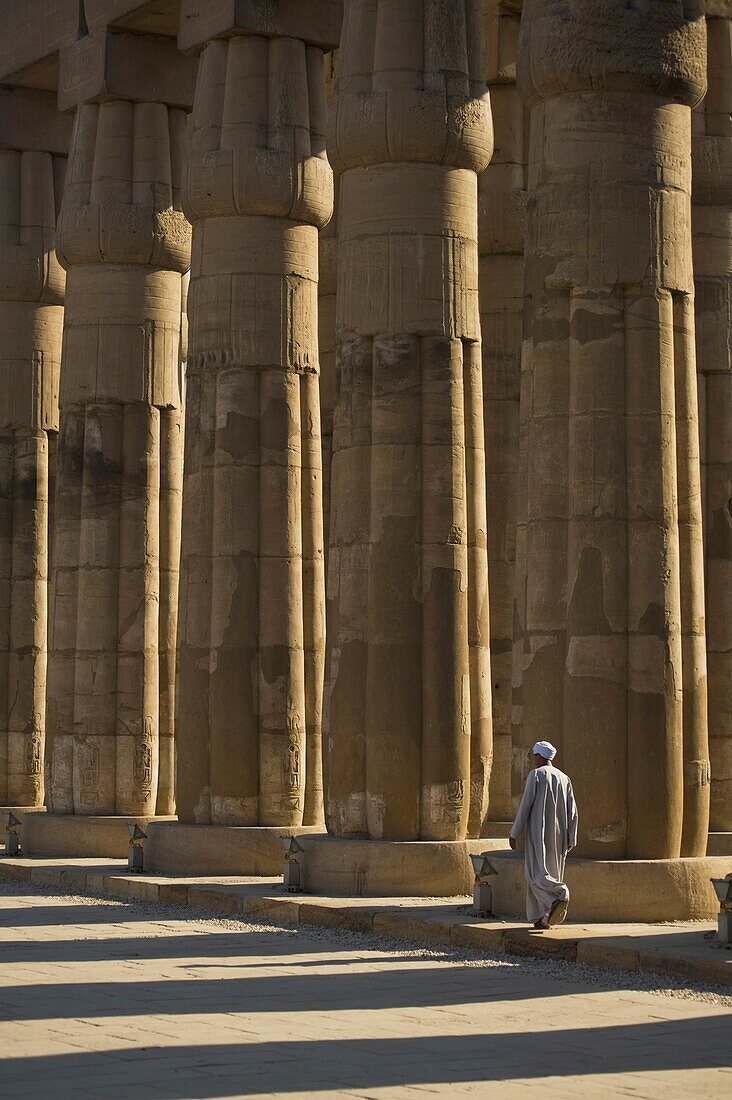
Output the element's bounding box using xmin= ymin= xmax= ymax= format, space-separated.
xmin=514 ymin=0 xmax=709 ymax=858
xmin=325 ymin=0 xmax=494 ymax=840
xmin=46 ymin=29 xmax=194 ymax=816
xmin=175 ymin=8 xmax=335 ymax=826
xmin=479 ymin=0 xmax=526 ymax=822
xmin=693 ymin=4 xmax=732 ymax=833
xmin=0 ymin=87 xmax=70 ymax=808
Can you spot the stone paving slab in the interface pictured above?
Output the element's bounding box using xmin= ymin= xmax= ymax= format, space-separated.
xmin=0 ymin=855 xmax=729 ymax=988
xmin=0 ymin=882 xmax=730 ymax=1098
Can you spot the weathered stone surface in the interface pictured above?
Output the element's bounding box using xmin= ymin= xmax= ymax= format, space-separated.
xmin=324 ymin=0 xmax=494 ymax=842
xmin=513 ymin=0 xmax=710 ymax=859
xmin=175 ymin=24 xmax=333 ymax=827
xmin=693 ymin=9 xmax=732 ymax=832
xmin=319 ymin=51 xmax=338 ymax=553
xmin=480 ymin=0 xmax=525 ymax=823
xmin=46 ymin=39 xmax=191 ymax=816
xmin=0 ymin=87 xmax=69 ymax=808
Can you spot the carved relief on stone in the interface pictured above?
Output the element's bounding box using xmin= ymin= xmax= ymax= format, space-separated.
xmin=324 ymin=0 xmax=494 ymax=841
xmin=46 ymin=88 xmax=190 ymax=817
xmin=176 ymin=25 xmax=333 ymax=828
xmin=513 ymin=0 xmax=709 ymax=858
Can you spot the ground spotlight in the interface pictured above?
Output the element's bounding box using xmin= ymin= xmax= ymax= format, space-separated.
xmin=127 ymin=822 xmax=147 ymax=872
xmin=281 ymin=836 xmax=305 ymax=892
xmin=470 ymin=852 xmax=498 ymax=918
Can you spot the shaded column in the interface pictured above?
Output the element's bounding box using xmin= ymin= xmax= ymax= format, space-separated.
xmin=319 ymin=51 xmax=339 ymax=552
xmin=325 ymin=0 xmax=494 ymax=841
xmin=46 ymin=29 xmax=194 ymax=816
xmin=479 ymin=0 xmax=526 ymax=821
xmin=514 ymin=0 xmax=709 ymax=858
xmin=0 ymin=88 xmax=70 ymax=808
xmin=175 ymin=3 xmax=338 ymax=827
xmin=693 ymin=8 xmax=732 ymax=833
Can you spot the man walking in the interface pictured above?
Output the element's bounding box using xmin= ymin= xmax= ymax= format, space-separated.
xmin=509 ymin=741 xmax=579 ymax=929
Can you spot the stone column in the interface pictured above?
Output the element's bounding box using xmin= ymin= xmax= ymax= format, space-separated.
xmin=0 ymin=88 xmax=70 ymax=809
xmin=46 ymin=29 xmax=195 ymax=816
xmin=514 ymin=0 xmax=709 ymax=858
xmin=325 ymin=0 xmax=494 ymax=841
xmin=693 ymin=5 xmax=732 ymax=833
xmin=480 ymin=0 xmax=526 ymax=822
xmin=175 ymin=3 xmax=337 ymax=827
xmin=319 ymin=51 xmax=339 ymax=552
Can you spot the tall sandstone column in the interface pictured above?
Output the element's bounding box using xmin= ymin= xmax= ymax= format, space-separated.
xmin=480 ymin=0 xmax=526 ymax=821
xmin=693 ymin=4 xmax=732 ymax=832
xmin=514 ymin=0 xmax=709 ymax=858
xmin=0 ymin=88 xmax=69 ymax=808
xmin=46 ymin=30 xmax=194 ymax=816
xmin=325 ymin=0 xmax=494 ymax=841
xmin=175 ymin=3 xmax=337 ymax=827
xmin=319 ymin=51 xmax=339 ymax=552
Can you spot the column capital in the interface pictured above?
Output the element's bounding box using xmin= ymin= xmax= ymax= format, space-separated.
xmin=517 ymin=0 xmax=707 ymax=109
xmin=178 ymin=0 xmax=343 ymax=54
xmin=58 ymin=27 xmax=198 ymax=113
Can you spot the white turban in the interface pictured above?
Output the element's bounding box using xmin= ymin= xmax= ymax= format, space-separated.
xmin=533 ymin=741 xmax=557 ymax=761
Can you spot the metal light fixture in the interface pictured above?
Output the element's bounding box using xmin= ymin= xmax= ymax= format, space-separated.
xmin=710 ymin=874 xmax=732 ymax=945
xmin=2 ymin=812 xmax=21 ymax=857
xmin=281 ymin=836 xmax=305 ymax=893
xmin=470 ymin=852 xmax=498 ymax=918
xmin=127 ymin=822 xmax=147 ymax=872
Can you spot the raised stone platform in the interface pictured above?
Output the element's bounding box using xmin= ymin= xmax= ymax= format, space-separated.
xmin=294 ymin=836 xmax=512 ymax=897
xmin=486 ymin=849 xmax=732 ymax=922
xmin=144 ymin=822 xmax=327 ymax=877
xmin=20 ymin=813 xmax=176 ymax=860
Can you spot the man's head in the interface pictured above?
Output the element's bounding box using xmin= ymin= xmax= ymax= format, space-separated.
xmin=532 ymin=741 xmax=557 ymax=767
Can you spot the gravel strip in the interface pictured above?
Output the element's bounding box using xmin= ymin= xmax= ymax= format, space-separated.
xmin=1 ymin=879 xmax=730 ymax=1008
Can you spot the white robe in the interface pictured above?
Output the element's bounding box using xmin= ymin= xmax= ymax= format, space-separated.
xmin=509 ymin=765 xmax=579 ymax=923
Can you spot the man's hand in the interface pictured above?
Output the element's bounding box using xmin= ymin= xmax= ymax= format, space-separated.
xmin=508 ymin=835 xmax=516 ymax=850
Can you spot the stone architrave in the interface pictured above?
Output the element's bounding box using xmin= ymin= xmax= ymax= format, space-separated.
xmin=513 ymin=0 xmax=709 ymax=858
xmin=0 ymin=88 xmax=70 ymax=809
xmin=693 ymin=4 xmax=732 ymax=833
xmin=325 ymin=0 xmax=494 ymax=841
xmin=45 ymin=29 xmax=194 ymax=816
xmin=174 ymin=5 xmax=335 ymax=827
xmin=479 ymin=0 xmax=526 ymax=823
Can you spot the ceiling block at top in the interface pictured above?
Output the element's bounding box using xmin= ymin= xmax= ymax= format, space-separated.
xmin=178 ymin=0 xmax=343 ymax=53
xmin=58 ymin=26 xmax=198 ymax=111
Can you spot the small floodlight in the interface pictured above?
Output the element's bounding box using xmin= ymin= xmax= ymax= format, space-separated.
xmin=2 ymin=812 xmax=21 ymax=857
xmin=127 ymin=822 xmax=147 ymax=873
xmin=470 ymin=852 xmax=498 ymax=918
xmin=711 ymin=874 xmax=732 ymax=944
xmin=281 ymin=836 xmax=304 ymax=892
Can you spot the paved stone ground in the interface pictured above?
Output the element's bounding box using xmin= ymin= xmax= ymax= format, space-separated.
xmin=0 ymin=884 xmax=730 ymax=1099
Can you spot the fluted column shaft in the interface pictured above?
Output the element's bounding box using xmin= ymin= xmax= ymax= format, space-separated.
xmin=479 ymin=0 xmax=526 ymax=822
xmin=47 ymin=98 xmax=190 ymax=816
xmin=0 ymin=89 xmax=69 ymax=807
xmin=176 ymin=32 xmax=332 ymax=826
xmin=693 ymin=9 xmax=732 ymax=832
xmin=325 ymin=0 xmax=494 ymax=841
xmin=514 ymin=0 xmax=709 ymax=858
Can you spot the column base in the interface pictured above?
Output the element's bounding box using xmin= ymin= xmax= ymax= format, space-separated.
xmin=486 ymin=849 xmax=732 ymax=922
xmin=293 ymin=836 xmax=512 ymax=897
xmin=707 ymin=833 xmax=732 ymax=856
xmin=21 ymin=813 xmax=175 ymax=859
xmin=144 ymin=822 xmax=326 ymax=877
